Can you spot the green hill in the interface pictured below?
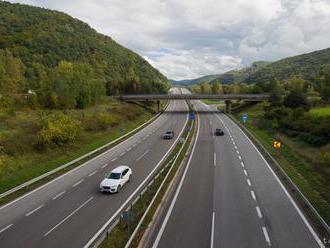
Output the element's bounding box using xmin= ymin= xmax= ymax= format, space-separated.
xmin=243 ymin=48 xmax=330 ymax=84
xmin=0 ymin=1 xmax=168 ymax=109
xmin=170 ymin=74 xmax=220 ymax=86
xmin=211 ymin=61 xmax=270 ymax=84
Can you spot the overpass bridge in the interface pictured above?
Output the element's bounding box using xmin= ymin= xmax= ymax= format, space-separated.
xmin=115 ymin=94 xmax=269 ymax=113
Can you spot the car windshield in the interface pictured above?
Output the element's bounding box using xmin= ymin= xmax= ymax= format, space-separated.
xmin=107 ymin=172 xmax=121 ymax=179
xmin=166 ymin=131 xmax=172 ymax=134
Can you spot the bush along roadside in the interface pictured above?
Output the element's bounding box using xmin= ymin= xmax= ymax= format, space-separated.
xmin=98 ymin=101 xmax=196 ymax=248
xmin=229 ymin=114 xmax=330 ymax=244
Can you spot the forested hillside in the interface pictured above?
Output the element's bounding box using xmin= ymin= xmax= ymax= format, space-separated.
xmin=0 ymin=1 xmax=168 ymax=109
xmin=243 ymin=48 xmax=330 ymax=84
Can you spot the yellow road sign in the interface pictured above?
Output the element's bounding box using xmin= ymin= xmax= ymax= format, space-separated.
xmin=273 ymin=141 xmax=281 ymax=149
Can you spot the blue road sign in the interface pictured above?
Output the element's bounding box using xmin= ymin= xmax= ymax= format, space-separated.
xmin=242 ymin=113 xmax=248 ymax=123
xmin=189 ymin=112 xmax=195 ymax=120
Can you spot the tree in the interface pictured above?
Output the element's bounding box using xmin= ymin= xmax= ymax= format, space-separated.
xmin=200 ymin=81 xmax=212 ymax=94
xmin=284 ymin=90 xmax=310 ymax=111
xmin=211 ymin=81 xmax=224 ymax=94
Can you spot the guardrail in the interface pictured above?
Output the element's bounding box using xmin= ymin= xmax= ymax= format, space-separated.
xmin=227 ymin=114 xmax=330 ymax=244
xmin=0 ymin=103 xmax=168 ymax=200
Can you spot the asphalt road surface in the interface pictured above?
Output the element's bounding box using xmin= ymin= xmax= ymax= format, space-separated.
xmin=153 ymin=99 xmax=324 ymax=248
xmin=0 ymin=89 xmax=188 ymax=248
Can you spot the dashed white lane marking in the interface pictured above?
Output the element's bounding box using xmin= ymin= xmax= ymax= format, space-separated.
xmin=120 ymin=152 xmax=125 ymax=156
xmin=244 ymin=169 xmax=248 ymax=177
xmin=127 ymin=147 xmax=131 ymax=151
xmin=240 ymin=162 xmax=245 ymax=168
xmin=262 ymin=226 xmax=271 ymax=246
xmin=236 ymin=150 xmax=240 ymax=155
xmin=72 ymin=179 xmax=84 ymax=188
xmin=111 ymin=157 xmax=117 ymax=162
xmin=234 ymin=145 xmax=237 ymax=149
xmin=256 ymin=206 xmax=263 ymax=219
xmin=247 ymin=179 xmax=251 ymax=187
xmin=0 ymin=224 xmax=13 ymax=233
xmin=25 ymin=204 xmax=44 ymax=217
xmin=238 ymin=155 xmax=242 ymax=160
xmin=137 ymin=140 xmax=141 ymax=143
xmin=210 ymin=212 xmax=215 ymax=248
xmin=44 ymin=197 xmax=93 ymax=237
xmin=88 ymin=171 xmax=97 ymax=177
xmin=136 ymin=149 xmax=149 ymax=161
xmin=52 ymin=190 xmax=66 ymax=200
xmin=132 ymin=143 xmax=137 ymax=147
xmin=251 ymin=190 xmax=256 ymax=201
xmin=214 ymin=153 xmax=216 ymax=166
xmin=101 ymin=163 xmax=108 ymax=169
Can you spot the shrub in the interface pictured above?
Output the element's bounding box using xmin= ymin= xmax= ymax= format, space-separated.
xmin=84 ymin=113 xmax=119 ymax=132
xmin=37 ymin=114 xmax=81 ymax=149
xmin=320 ymin=152 xmax=330 ymax=168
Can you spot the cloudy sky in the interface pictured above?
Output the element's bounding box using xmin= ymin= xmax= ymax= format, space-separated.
xmin=8 ymin=0 xmax=330 ymax=80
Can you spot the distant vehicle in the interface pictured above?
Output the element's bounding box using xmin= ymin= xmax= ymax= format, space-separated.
xmin=100 ymin=165 xmax=132 ymax=193
xmin=162 ymin=130 xmax=175 ymax=139
xmin=214 ymin=128 xmax=224 ymax=136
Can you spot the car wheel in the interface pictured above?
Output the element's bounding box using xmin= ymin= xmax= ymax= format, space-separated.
xmin=117 ymin=185 xmax=121 ymax=193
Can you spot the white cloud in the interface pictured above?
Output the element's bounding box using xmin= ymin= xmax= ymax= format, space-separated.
xmin=7 ymin=0 xmax=330 ymax=80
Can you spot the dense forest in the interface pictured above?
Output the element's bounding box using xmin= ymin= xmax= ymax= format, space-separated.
xmin=0 ymin=1 xmax=169 ymax=110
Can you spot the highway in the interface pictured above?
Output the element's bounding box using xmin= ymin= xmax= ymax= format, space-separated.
xmin=152 ymin=98 xmax=324 ymax=248
xmin=0 ymin=88 xmax=188 ymax=248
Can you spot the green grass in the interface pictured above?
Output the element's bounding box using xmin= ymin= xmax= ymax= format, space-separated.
xmin=309 ymin=106 xmax=330 ymax=117
xmin=0 ymin=101 xmax=165 ymax=194
xmin=202 ymin=99 xmax=224 ymax=105
xmin=235 ymin=105 xmax=330 ymax=225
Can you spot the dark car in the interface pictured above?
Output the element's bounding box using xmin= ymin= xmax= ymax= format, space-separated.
xmin=162 ymin=130 xmax=175 ymax=139
xmin=214 ymin=128 xmax=224 ymax=136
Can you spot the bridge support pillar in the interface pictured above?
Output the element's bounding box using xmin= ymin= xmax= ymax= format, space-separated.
xmin=225 ymin=100 xmax=232 ymax=113
xmin=157 ymin=100 xmax=160 ymax=113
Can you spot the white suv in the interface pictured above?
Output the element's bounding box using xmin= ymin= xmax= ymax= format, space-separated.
xmin=100 ymin=165 xmax=132 ymax=193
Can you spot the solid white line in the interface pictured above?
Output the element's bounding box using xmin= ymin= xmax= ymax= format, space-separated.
xmin=101 ymin=163 xmax=108 ymax=169
xmin=210 ymin=211 xmax=215 ymax=248
xmin=256 ymin=206 xmax=263 ymax=218
xmin=251 ymin=190 xmax=256 ymax=201
xmin=72 ymin=179 xmax=84 ymax=188
xmin=84 ymin=107 xmax=189 ymax=248
xmin=152 ymin=113 xmax=200 ymax=248
xmin=136 ymin=149 xmax=150 ymax=161
xmin=44 ymin=197 xmax=93 ymax=237
xmin=221 ymin=114 xmax=324 ymax=247
xmin=52 ymin=190 xmax=66 ymax=200
xmin=247 ymin=179 xmax=251 ymax=187
xmin=111 ymin=157 xmax=117 ymax=162
xmin=240 ymin=161 xmax=245 ymax=168
xmin=244 ymin=169 xmax=248 ymax=177
xmin=0 ymin=224 xmax=13 ymax=233
xmin=262 ymin=226 xmax=271 ymax=246
xmin=214 ymin=152 xmax=216 ymax=167
xmin=25 ymin=204 xmax=44 ymax=217
xmin=88 ymin=171 xmax=97 ymax=177
xmin=238 ymin=155 xmax=242 ymax=160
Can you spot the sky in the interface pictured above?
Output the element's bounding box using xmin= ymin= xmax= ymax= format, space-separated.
xmin=8 ymin=0 xmax=330 ymax=80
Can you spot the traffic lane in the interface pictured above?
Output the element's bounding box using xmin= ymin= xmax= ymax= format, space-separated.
xmin=0 ymin=99 xmax=178 ymax=227
xmin=0 ymin=101 xmax=189 ymax=247
xmin=156 ymin=106 xmax=214 ymax=248
xmin=218 ymin=113 xmax=322 ymax=248
xmin=209 ymin=112 xmax=267 ymax=248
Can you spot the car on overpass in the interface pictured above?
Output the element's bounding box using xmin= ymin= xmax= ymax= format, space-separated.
xmin=100 ymin=165 xmax=132 ymax=193
xmin=162 ymin=130 xmax=175 ymax=139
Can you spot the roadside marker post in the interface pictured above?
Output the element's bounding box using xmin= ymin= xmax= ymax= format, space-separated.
xmin=242 ymin=112 xmax=248 ymax=124
xmin=273 ymin=140 xmax=281 ymax=149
